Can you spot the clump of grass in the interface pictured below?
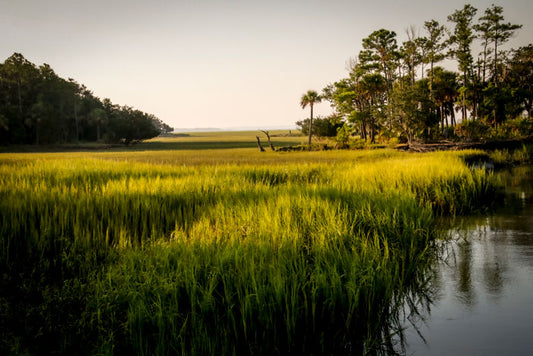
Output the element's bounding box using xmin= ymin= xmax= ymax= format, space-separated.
xmin=489 ymin=144 xmax=533 ymax=166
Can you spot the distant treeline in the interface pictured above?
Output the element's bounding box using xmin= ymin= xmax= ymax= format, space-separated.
xmin=0 ymin=53 xmax=173 ymax=145
xmin=302 ymin=4 xmax=533 ymax=144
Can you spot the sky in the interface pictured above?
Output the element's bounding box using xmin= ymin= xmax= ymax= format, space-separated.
xmin=1 ymin=0 xmax=532 ymax=130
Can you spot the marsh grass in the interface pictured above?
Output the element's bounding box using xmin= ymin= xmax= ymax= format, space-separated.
xmin=0 ymin=130 xmax=306 ymax=153
xmin=0 ymin=149 xmax=499 ymax=354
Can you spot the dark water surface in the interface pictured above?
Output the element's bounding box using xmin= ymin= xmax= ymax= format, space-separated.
xmin=404 ymin=166 xmax=533 ymax=355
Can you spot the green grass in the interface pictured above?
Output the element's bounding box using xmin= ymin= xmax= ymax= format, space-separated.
xmin=0 ymin=130 xmax=307 ymax=153
xmin=0 ymin=145 xmax=500 ymax=355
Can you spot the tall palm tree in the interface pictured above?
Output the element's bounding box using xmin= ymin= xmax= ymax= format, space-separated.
xmin=300 ymin=90 xmax=321 ymax=148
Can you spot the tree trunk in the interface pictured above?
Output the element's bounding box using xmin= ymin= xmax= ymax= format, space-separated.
xmin=74 ymin=103 xmax=79 ymax=142
xmin=481 ymin=43 xmax=488 ymax=83
xmin=256 ymin=136 xmax=265 ymax=152
xmin=430 ymin=61 xmax=434 ymax=98
xmin=494 ymin=40 xmax=499 ymax=85
xmin=473 ymin=93 xmax=478 ymax=120
xmin=307 ymin=104 xmax=314 ymax=148
xmin=462 ymin=71 xmax=467 ymax=120
xmin=439 ymin=105 xmax=444 ymax=130
xmin=17 ymin=79 xmax=23 ymax=115
xmin=370 ymin=118 xmax=375 ymax=144
xmin=262 ymin=130 xmax=275 ymax=151
xmin=451 ymin=105 xmax=456 ymax=126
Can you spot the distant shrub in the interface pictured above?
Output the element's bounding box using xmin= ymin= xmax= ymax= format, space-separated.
xmin=335 ymin=123 xmax=351 ymax=148
xmin=296 ymin=116 xmax=343 ymax=137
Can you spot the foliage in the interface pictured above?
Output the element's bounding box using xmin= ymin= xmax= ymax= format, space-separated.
xmin=475 ymin=4 xmax=522 ymax=84
xmin=315 ymin=3 xmax=531 ymax=144
xmin=507 ymin=45 xmax=533 ymax=118
xmin=456 ymin=116 xmax=533 ymax=141
xmin=488 ymin=145 xmax=532 ymax=165
xmin=390 ymin=79 xmax=437 ymax=143
xmin=335 ymin=122 xmax=351 ymax=148
xmin=296 ymin=115 xmax=342 ymax=137
xmin=421 ymin=19 xmax=447 ymax=87
xmin=455 ymin=120 xmax=491 ymax=141
xmin=359 ymin=29 xmax=399 ymax=91
xmin=0 ymin=53 xmax=172 ymax=145
xmin=447 ymin=4 xmax=478 ymax=77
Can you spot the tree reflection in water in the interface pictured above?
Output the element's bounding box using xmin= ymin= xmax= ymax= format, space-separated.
xmin=402 ymin=166 xmax=533 ymax=355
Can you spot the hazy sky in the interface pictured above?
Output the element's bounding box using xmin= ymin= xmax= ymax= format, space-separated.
xmin=2 ymin=0 xmax=532 ymax=129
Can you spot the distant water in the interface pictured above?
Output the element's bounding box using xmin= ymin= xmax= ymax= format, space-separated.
xmin=404 ymin=166 xmax=533 ymax=355
xmin=173 ymin=125 xmax=298 ymax=133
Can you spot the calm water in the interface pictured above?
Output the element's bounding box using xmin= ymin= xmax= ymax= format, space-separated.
xmin=404 ymin=166 xmax=533 ymax=355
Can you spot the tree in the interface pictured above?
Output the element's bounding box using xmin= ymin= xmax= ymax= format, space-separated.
xmin=415 ymin=37 xmax=429 ymax=79
xmin=35 ymin=64 xmax=78 ymax=143
xmin=359 ymin=73 xmax=387 ymax=143
xmin=399 ymin=26 xmax=422 ymax=87
xmin=324 ymin=61 xmax=389 ymax=143
xmin=105 ymin=106 xmax=160 ymax=145
xmin=421 ymin=20 xmax=447 ymax=97
xmin=480 ymin=84 xmax=511 ymax=126
xmin=66 ymin=78 xmax=83 ymax=142
xmin=300 ymin=90 xmax=321 ymax=147
xmin=474 ymin=14 xmax=493 ymax=83
xmin=359 ymin=29 xmax=399 ymax=93
xmin=29 ymin=95 xmax=47 ymax=145
xmin=296 ymin=116 xmax=342 ymax=138
xmin=88 ymin=107 xmax=107 ymax=141
xmin=335 ymin=122 xmax=351 ymax=148
xmin=0 ymin=53 xmax=171 ymax=145
xmin=508 ymin=45 xmax=533 ymax=118
xmin=306 ymin=5 xmax=529 ymax=145
xmin=1 ymin=53 xmax=39 ymax=116
xmin=323 ymin=71 xmax=369 ymax=141
xmin=448 ymin=4 xmax=478 ymax=120
xmin=476 ymin=4 xmax=522 ymax=85
xmin=260 ymin=130 xmax=276 ymax=151
xmin=390 ymin=78 xmax=435 ymax=144
xmin=0 ymin=53 xmax=40 ymax=143
xmin=432 ymin=67 xmax=459 ymax=129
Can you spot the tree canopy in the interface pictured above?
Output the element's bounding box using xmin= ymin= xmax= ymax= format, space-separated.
xmin=0 ymin=53 xmax=173 ymax=145
xmin=306 ymin=3 xmax=531 ymax=145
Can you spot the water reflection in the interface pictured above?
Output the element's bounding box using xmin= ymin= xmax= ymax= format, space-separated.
xmin=403 ymin=166 xmax=533 ymax=355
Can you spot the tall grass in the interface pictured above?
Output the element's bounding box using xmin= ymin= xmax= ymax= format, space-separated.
xmin=0 ymin=149 xmax=499 ymax=354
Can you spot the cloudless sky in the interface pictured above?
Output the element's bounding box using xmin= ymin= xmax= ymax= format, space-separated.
xmin=2 ymin=0 xmax=532 ymax=130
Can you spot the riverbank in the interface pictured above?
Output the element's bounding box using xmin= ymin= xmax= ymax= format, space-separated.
xmin=400 ymin=136 xmax=533 ymax=152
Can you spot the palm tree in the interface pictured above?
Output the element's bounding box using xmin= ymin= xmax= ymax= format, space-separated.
xmin=300 ymin=90 xmax=321 ymax=148
xmin=433 ymin=67 xmax=459 ymax=129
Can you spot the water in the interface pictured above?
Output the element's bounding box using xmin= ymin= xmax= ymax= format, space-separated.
xmin=404 ymin=166 xmax=533 ymax=355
